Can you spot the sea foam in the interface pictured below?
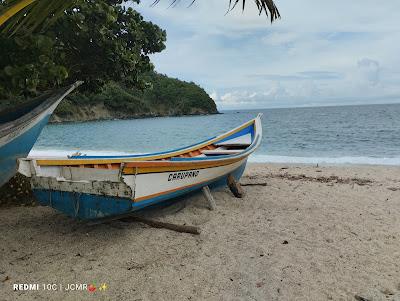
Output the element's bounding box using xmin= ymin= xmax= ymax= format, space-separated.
xmin=249 ymin=155 xmax=400 ymax=166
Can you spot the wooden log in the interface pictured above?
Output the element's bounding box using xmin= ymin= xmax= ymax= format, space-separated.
xmin=227 ymin=174 xmax=244 ymax=198
xmin=87 ymin=213 xmax=200 ymax=235
xmin=122 ymin=216 xmax=200 ymax=235
xmin=240 ymin=182 xmax=267 ymax=187
xmin=202 ymin=186 xmax=216 ymax=210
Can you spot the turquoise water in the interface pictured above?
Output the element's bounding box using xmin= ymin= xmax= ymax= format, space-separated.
xmin=32 ymin=103 xmax=400 ymax=165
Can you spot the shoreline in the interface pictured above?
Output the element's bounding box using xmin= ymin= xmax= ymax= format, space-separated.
xmin=49 ymin=111 xmax=221 ymax=124
xmin=1 ymin=163 xmax=400 ymax=300
xmin=28 ymin=148 xmax=400 ymax=167
xmin=249 ymin=161 xmax=400 ymax=168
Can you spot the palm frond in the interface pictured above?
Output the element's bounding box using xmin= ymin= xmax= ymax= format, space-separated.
xmin=0 ymin=0 xmax=35 ymax=26
xmin=153 ymin=0 xmax=280 ymax=21
xmin=0 ymin=0 xmax=76 ymax=34
xmin=226 ymin=0 xmax=280 ymax=21
xmin=0 ymin=0 xmax=280 ymax=35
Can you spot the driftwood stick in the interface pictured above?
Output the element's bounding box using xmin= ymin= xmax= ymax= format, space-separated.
xmin=240 ymin=182 xmax=268 ymax=187
xmin=87 ymin=213 xmax=200 ymax=235
xmin=227 ymin=174 xmax=244 ymax=198
xmin=122 ymin=216 xmax=201 ymax=235
xmin=202 ymin=186 xmax=216 ymax=210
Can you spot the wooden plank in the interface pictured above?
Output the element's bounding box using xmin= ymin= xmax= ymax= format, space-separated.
xmin=201 ymin=148 xmax=242 ymax=155
xmin=227 ymin=174 xmax=244 ymax=198
xmin=202 ymin=186 xmax=216 ymax=210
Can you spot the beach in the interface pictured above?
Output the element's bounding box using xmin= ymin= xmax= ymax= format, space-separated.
xmin=0 ymin=163 xmax=400 ymax=301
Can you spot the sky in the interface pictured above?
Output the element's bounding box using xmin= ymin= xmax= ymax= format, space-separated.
xmin=134 ymin=0 xmax=400 ymax=110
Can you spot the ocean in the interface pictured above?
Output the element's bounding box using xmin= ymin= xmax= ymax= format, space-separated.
xmin=32 ymin=103 xmax=400 ymax=165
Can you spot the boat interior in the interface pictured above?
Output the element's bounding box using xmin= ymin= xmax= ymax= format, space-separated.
xmin=33 ymin=118 xmax=258 ymax=171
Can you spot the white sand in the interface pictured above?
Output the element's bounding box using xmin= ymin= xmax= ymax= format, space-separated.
xmin=0 ymin=163 xmax=400 ymax=301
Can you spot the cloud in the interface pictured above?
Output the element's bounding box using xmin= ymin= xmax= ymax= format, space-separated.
xmin=135 ymin=0 xmax=400 ymax=109
xmin=356 ymin=58 xmax=380 ymax=85
xmin=262 ymin=32 xmax=298 ymax=46
xmin=250 ymin=71 xmax=343 ymax=81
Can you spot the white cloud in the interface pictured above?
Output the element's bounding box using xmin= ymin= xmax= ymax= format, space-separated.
xmin=135 ymin=0 xmax=400 ymax=109
xmin=356 ymin=58 xmax=380 ymax=85
xmin=262 ymin=32 xmax=297 ymax=46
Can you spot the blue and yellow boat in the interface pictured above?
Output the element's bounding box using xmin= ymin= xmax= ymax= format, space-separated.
xmin=0 ymin=82 xmax=81 ymax=187
xmin=18 ymin=114 xmax=263 ymax=219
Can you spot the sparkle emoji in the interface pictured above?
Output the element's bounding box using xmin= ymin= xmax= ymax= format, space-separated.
xmin=99 ymin=283 xmax=108 ymax=291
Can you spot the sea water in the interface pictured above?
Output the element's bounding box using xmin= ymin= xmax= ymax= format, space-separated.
xmin=32 ymin=103 xmax=400 ymax=165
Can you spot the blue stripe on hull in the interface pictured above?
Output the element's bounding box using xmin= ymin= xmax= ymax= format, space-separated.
xmin=33 ymin=161 xmax=248 ymax=220
xmin=0 ymin=115 xmax=51 ymax=187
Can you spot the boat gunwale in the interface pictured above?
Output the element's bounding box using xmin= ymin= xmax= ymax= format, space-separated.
xmin=0 ymin=82 xmax=82 ymax=138
xmin=33 ymin=115 xmax=262 ymax=167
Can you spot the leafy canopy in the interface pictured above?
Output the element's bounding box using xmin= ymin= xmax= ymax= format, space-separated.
xmin=0 ymin=0 xmax=166 ymax=99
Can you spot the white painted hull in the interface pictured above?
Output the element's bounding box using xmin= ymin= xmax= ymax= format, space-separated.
xmin=133 ymin=158 xmax=247 ymax=201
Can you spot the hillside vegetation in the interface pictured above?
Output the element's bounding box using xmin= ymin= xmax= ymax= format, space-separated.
xmin=52 ymin=73 xmax=218 ymax=122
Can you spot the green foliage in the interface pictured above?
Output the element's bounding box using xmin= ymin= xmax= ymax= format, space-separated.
xmin=0 ymin=0 xmax=166 ymax=99
xmin=53 ymin=73 xmax=218 ymax=120
xmin=136 ymin=72 xmax=217 ymax=115
xmin=0 ymin=33 xmax=68 ymax=98
xmin=52 ymin=0 xmax=166 ymax=92
xmin=98 ymin=82 xmax=150 ymax=114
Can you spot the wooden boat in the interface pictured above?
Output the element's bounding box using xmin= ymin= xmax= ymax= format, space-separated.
xmin=18 ymin=114 xmax=263 ymax=220
xmin=0 ymin=82 xmax=82 ymax=187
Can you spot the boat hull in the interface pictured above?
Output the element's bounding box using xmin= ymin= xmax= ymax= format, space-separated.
xmin=32 ymin=160 xmax=247 ymax=220
xmin=0 ymin=111 xmax=52 ymax=187
xmin=18 ymin=113 xmax=262 ymax=220
xmin=0 ymin=82 xmax=82 ymax=187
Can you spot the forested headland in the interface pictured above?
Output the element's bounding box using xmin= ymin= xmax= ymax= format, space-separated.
xmin=0 ymin=0 xmax=218 ymax=122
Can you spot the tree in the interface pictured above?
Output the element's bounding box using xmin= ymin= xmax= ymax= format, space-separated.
xmin=0 ymin=0 xmax=280 ymax=35
xmin=0 ymin=0 xmax=166 ymax=98
xmin=51 ymin=0 xmax=166 ymax=91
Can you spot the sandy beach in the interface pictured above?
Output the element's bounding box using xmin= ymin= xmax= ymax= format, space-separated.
xmin=0 ymin=163 xmax=400 ymax=301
